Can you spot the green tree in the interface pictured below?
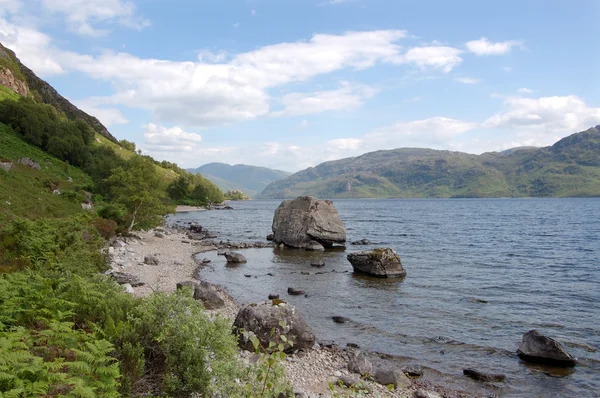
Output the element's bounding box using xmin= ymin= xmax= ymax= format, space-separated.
xmin=105 ymin=156 xmax=172 ymax=233
xmin=166 ymin=175 xmax=191 ymax=201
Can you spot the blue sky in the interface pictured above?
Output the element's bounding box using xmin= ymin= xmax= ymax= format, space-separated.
xmin=1 ymin=0 xmax=599 ymax=171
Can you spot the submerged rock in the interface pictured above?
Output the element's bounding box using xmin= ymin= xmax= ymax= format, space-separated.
xmin=271 ymin=196 xmax=346 ymax=249
xmin=233 ymin=301 xmax=315 ymax=352
xmin=332 ymin=316 xmax=350 ymax=324
xmin=347 ymin=248 xmax=406 ymax=278
xmin=463 ymin=368 xmax=505 ymax=382
xmin=310 ymin=260 xmax=325 ymax=267
xmin=351 ymin=238 xmax=373 ymax=245
xmin=287 ymin=287 xmax=305 ymax=296
xmin=224 ymin=252 xmax=247 ymax=263
xmin=517 ymin=329 xmax=577 ymax=366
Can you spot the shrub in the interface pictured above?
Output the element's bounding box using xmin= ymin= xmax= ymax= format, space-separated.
xmin=92 ymin=218 xmax=118 ymax=240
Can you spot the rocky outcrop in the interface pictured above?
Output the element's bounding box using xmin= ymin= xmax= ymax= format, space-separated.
xmin=0 ymin=67 xmax=28 ymax=96
xmin=233 ymin=301 xmax=315 ymax=352
xmin=517 ymin=330 xmax=577 ymax=366
xmin=18 ymin=157 xmax=40 ymax=170
xmin=271 ymin=196 xmax=346 ymax=249
xmin=347 ymin=248 xmax=406 ymax=278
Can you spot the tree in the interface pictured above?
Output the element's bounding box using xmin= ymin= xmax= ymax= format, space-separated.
xmin=166 ymin=176 xmax=191 ymax=201
xmin=105 ymin=156 xmax=173 ymax=233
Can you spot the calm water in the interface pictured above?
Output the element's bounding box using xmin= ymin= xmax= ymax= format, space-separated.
xmin=170 ymin=199 xmax=600 ymax=397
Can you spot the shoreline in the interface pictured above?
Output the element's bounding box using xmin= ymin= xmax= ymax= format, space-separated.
xmin=107 ymin=226 xmax=487 ymax=398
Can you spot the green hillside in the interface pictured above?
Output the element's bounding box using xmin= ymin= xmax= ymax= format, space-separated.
xmin=188 ymin=162 xmax=291 ymax=198
xmin=259 ymin=126 xmax=600 ymax=199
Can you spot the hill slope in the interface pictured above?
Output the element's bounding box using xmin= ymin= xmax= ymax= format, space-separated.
xmin=188 ymin=162 xmax=291 ymax=197
xmin=0 ymin=42 xmax=117 ymax=143
xmin=259 ymin=126 xmax=600 ymax=199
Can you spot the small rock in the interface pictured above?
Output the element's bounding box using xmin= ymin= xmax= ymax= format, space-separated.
xmin=268 ymin=294 xmax=280 ymax=300
xmin=332 ymin=316 xmax=350 ymax=324
xmin=517 ymin=329 xmax=577 ymax=366
xmin=155 ymin=232 xmax=165 ymax=238
xmin=305 ymin=240 xmax=325 ymax=251
xmin=224 ymin=252 xmax=247 ymax=263
xmin=463 ymin=368 xmax=505 ymax=382
xmin=244 ymin=274 xmax=252 ymax=278
xmin=310 ymin=260 xmax=325 ymax=267
xmin=373 ymin=366 xmax=412 ymax=389
xmin=144 ymin=255 xmax=159 ymax=265
xmin=109 ymin=271 xmax=144 ymax=287
xmin=287 ymin=287 xmax=305 ymax=296
xmin=351 ymin=238 xmax=373 ymax=245
xmin=122 ymin=283 xmax=135 ymax=294
xmin=293 ymin=388 xmax=308 ymax=398
xmin=217 ymin=251 xmax=226 ymax=255
xmin=414 ymin=389 xmax=442 ymax=398
xmin=202 ymin=258 xmax=211 ymax=264
xmin=348 ymin=350 xmax=372 ymax=376
xmin=300 ymin=271 xmax=310 ymax=275
xmin=402 ymin=364 xmax=424 ymax=377
xmin=333 ymin=370 xmax=342 ymax=377
xmin=266 ymin=233 xmax=274 ymax=241
xmin=347 ymin=343 xmax=360 ymax=349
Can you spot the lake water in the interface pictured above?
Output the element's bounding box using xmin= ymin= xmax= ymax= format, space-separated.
xmin=170 ymin=198 xmax=600 ymax=397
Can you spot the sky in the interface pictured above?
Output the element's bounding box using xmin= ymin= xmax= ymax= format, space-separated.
xmin=0 ymin=0 xmax=599 ymax=172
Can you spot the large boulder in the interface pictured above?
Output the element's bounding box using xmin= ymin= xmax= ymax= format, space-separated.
xmin=347 ymin=248 xmax=406 ymax=278
xmin=176 ymin=280 xmax=228 ymax=310
xmin=517 ymin=330 xmax=577 ymax=366
xmin=233 ymin=301 xmax=315 ymax=353
xmin=271 ymin=196 xmax=346 ymax=249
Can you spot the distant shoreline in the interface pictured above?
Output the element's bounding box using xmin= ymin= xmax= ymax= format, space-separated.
xmin=175 ymin=205 xmax=207 ymax=213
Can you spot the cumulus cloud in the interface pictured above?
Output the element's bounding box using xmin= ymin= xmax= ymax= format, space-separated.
xmin=391 ymin=45 xmax=463 ymax=73
xmin=73 ymin=98 xmax=128 ymax=127
xmin=41 ymin=0 xmax=150 ymax=37
xmin=466 ymin=37 xmax=524 ymax=56
xmin=143 ymin=123 xmax=202 ymax=152
xmin=274 ymin=82 xmax=377 ymax=116
xmin=483 ymin=95 xmax=600 ymax=138
xmin=455 ymin=77 xmax=479 ymax=84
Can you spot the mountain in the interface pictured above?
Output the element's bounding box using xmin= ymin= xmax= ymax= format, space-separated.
xmin=188 ymin=163 xmax=291 ymax=198
xmin=0 ymin=42 xmax=117 ymax=143
xmin=258 ymin=126 xmax=600 ymax=199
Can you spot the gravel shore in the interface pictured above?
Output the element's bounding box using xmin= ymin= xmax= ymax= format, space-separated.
xmin=106 ymin=227 xmax=483 ymax=398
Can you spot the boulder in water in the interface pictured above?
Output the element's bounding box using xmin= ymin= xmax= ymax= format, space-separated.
xmin=233 ymin=301 xmax=315 ymax=352
xmin=517 ymin=329 xmax=577 ymax=366
xmin=224 ymin=252 xmax=247 ymax=263
xmin=271 ymin=196 xmax=346 ymax=249
xmin=463 ymin=368 xmax=505 ymax=382
xmin=347 ymin=248 xmax=406 ymax=278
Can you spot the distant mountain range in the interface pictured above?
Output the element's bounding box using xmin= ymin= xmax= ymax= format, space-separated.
xmin=188 ymin=163 xmax=291 ymax=198
xmin=258 ymin=126 xmax=600 ymax=199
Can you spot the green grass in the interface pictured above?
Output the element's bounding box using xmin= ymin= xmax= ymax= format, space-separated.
xmin=0 ymin=123 xmax=91 ymax=222
xmin=0 ymin=85 xmax=19 ymax=101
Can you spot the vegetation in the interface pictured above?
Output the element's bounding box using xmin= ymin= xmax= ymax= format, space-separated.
xmin=259 ymin=126 xmax=600 ymax=199
xmin=224 ymin=189 xmax=251 ymax=201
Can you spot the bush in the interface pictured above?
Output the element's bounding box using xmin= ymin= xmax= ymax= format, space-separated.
xmin=92 ymin=218 xmax=118 ymax=239
xmin=97 ymin=203 xmax=127 ymax=227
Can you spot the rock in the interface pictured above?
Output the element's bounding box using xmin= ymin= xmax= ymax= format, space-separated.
xmin=300 ymin=271 xmax=310 ymax=275
xmin=373 ymin=366 xmax=412 ymax=389
xmin=310 ymin=260 xmax=325 ymax=267
xmin=332 ymin=316 xmax=350 ymax=324
xmin=293 ymin=388 xmax=308 ymax=398
xmin=122 ymin=283 xmax=135 ymax=294
xmin=287 ymin=287 xmax=305 ymax=296
xmin=189 ymin=224 xmax=203 ymax=233
xmin=221 ymin=205 xmax=234 ymax=210
xmin=463 ymin=368 xmax=506 ymax=382
xmin=271 ymin=196 xmax=346 ymax=249
xmin=347 ymin=248 xmax=406 ymax=278
xmin=144 ymin=255 xmax=159 ymax=265
xmin=155 ymin=232 xmax=165 ymax=238
xmin=233 ymin=301 xmax=315 ymax=352
xmin=338 ymin=375 xmax=362 ymax=388
xmin=351 ymin=239 xmax=373 ymax=245
xmin=113 ymin=239 xmax=126 ymax=248
xmin=194 ymin=281 xmax=226 ymax=310
xmin=305 ymin=241 xmax=325 ymax=251
xmin=0 ymin=162 xmax=12 ymax=172
xmin=224 ymin=252 xmax=247 ymax=263
xmin=0 ymin=67 xmax=28 ymax=96
xmin=414 ymin=389 xmax=442 ymax=398
xmin=517 ymin=329 xmax=577 ymax=366
xmin=266 ymin=233 xmax=274 ymax=241
xmin=244 ymin=274 xmax=252 ymax=278
xmin=402 ymin=364 xmax=424 ymax=377
xmin=347 ymin=350 xmax=372 ymax=376
xmin=268 ymin=294 xmax=280 ymax=300
xmin=18 ymin=157 xmax=40 ymax=170
xmin=217 ymin=251 xmax=226 ymax=256
xmin=201 ymin=258 xmax=211 ymax=264
xmin=109 ymin=271 xmax=144 ymax=287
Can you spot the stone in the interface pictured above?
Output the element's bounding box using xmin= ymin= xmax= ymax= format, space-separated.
xmin=233 ymin=301 xmax=315 ymax=352
xmin=287 ymin=287 xmax=305 ymax=296
xmin=109 ymin=271 xmax=144 ymax=287
xmin=373 ymin=366 xmax=412 ymax=388
xmin=305 ymin=241 xmax=325 ymax=251
xmin=268 ymin=294 xmax=280 ymax=300
xmin=414 ymin=389 xmax=442 ymax=398
xmin=463 ymin=368 xmax=505 ymax=382
xmin=0 ymin=162 xmax=12 ymax=172
xmin=155 ymin=232 xmax=165 ymax=238
xmin=122 ymin=283 xmax=135 ymax=294
xmin=347 ymin=350 xmax=372 ymax=376
xmin=224 ymin=252 xmax=247 ymax=263
xmin=310 ymin=260 xmax=325 ymax=267
xmin=517 ymin=329 xmax=577 ymax=366
xmin=201 ymin=258 xmax=211 ymax=264
xmin=401 ymin=364 xmax=424 ymax=377
xmin=114 ymin=239 xmax=126 ymax=248
xmin=338 ymin=375 xmax=362 ymax=388
xmin=0 ymin=67 xmax=28 ymax=96
xmin=194 ymin=280 xmax=226 ymax=310
xmin=293 ymin=388 xmax=308 ymax=398
xmin=18 ymin=157 xmax=40 ymax=170
xmin=271 ymin=196 xmax=346 ymax=249
xmin=332 ymin=316 xmax=350 ymax=324
xmin=351 ymin=239 xmax=373 ymax=245
xmin=300 ymin=271 xmax=310 ymax=275
xmin=266 ymin=233 xmax=274 ymax=241
xmin=347 ymin=248 xmax=406 ymax=278
xmin=144 ymin=255 xmax=159 ymax=265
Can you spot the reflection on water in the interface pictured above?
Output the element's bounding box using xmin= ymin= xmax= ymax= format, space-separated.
xmin=171 ymin=198 xmax=600 ymax=397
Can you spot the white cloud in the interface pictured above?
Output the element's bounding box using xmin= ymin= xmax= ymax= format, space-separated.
xmin=516 ymin=87 xmax=533 ymax=94
xmin=274 ymin=82 xmax=377 ymax=116
xmin=73 ymin=98 xmax=128 ymax=127
xmin=143 ymin=123 xmax=202 ymax=152
xmin=455 ymin=77 xmax=479 ymax=84
xmin=197 ymin=50 xmax=228 ymax=63
xmin=367 ymin=117 xmax=478 ymax=146
xmin=40 ymin=0 xmax=150 ymax=37
xmin=327 ymin=138 xmax=362 ymax=150
xmin=391 ymin=45 xmax=463 ymax=73
xmin=0 ymin=0 xmax=21 ymax=16
xmin=466 ymin=37 xmax=524 ymax=56
xmin=483 ymin=95 xmax=600 ymax=145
